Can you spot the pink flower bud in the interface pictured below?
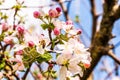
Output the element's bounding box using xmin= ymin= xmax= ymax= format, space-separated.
xmin=17 ymin=26 xmax=24 ymax=35
xmin=2 ymin=23 xmax=8 ymax=31
xmin=16 ymin=50 xmax=23 ymax=55
xmin=77 ymin=29 xmax=82 ymax=34
xmin=13 ymin=24 xmax=17 ymax=30
xmin=53 ymin=28 xmax=60 ymax=35
xmin=66 ymin=20 xmax=73 ymax=25
xmin=84 ymin=63 xmax=90 ymax=68
xmin=4 ymin=37 xmax=13 ymax=44
xmin=56 ymin=7 xmax=61 ymax=13
xmin=33 ymin=11 xmax=40 ymax=18
xmin=49 ymin=9 xmax=58 ymax=18
xmin=28 ymin=41 xmax=34 ymax=47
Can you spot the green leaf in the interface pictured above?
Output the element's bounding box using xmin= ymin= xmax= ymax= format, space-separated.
xmin=36 ymin=52 xmax=52 ymax=63
xmin=22 ymin=47 xmax=40 ymax=67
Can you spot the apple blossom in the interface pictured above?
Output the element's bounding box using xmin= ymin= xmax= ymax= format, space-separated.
xmin=15 ymin=50 xmax=23 ymax=55
xmin=2 ymin=23 xmax=8 ymax=31
xmin=11 ymin=55 xmax=24 ymax=71
xmin=66 ymin=71 xmax=80 ymax=80
xmin=56 ymin=7 xmax=61 ymax=13
xmin=28 ymin=41 xmax=34 ymax=47
xmin=53 ymin=27 xmax=60 ymax=35
xmin=56 ymin=38 xmax=91 ymax=79
xmin=13 ymin=24 xmax=17 ymax=30
xmin=33 ymin=11 xmax=40 ymax=18
xmin=77 ymin=29 xmax=82 ymax=34
xmin=66 ymin=20 xmax=73 ymax=25
xmin=53 ymin=20 xmax=65 ymax=30
xmin=17 ymin=25 xmax=25 ymax=35
xmin=57 ymin=53 xmax=83 ymax=79
xmin=0 ymin=6 xmax=92 ymax=80
xmin=3 ymin=36 xmax=13 ymax=44
xmin=49 ymin=9 xmax=59 ymax=18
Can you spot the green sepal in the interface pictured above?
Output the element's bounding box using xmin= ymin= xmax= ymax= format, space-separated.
xmin=41 ymin=24 xmax=49 ymax=30
xmin=36 ymin=51 xmax=52 ymax=63
xmin=59 ymin=34 xmax=69 ymax=41
xmin=0 ymin=59 xmax=5 ymax=70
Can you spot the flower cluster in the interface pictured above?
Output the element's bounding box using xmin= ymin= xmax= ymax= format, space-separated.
xmin=0 ymin=7 xmax=91 ymax=80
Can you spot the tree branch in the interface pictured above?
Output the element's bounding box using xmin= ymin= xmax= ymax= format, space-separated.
xmin=113 ymin=5 xmax=120 ymax=20
xmin=108 ymin=50 xmax=120 ymax=64
xmin=81 ymin=0 xmax=119 ymax=79
xmin=22 ymin=64 xmax=32 ymax=80
xmin=90 ymin=0 xmax=98 ymax=43
xmin=58 ymin=0 xmax=70 ymax=20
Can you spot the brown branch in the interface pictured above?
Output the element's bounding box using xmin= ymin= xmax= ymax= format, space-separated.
xmin=12 ymin=73 xmax=20 ymax=80
xmin=22 ymin=64 xmax=32 ymax=80
xmin=58 ymin=0 xmax=70 ymax=20
xmin=22 ymin=68 xmax=30 ymax=80
xmin=108 ymin=50 xmax=120 ymax=64
xmin=90 ymin=0 xmax=99 ymax=44
xmin=81 ymin=0 xmax=119 ymax=79
xmin=112 ymin=5 xmax=120 ymax=20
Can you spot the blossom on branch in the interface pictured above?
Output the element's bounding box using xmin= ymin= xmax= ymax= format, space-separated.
xmin=0 ymin=5 xmax=91 ymax=80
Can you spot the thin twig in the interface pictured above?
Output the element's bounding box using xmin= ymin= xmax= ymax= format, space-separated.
xmin=22 ymin=64 xmax=32 ymax=80
xmin=90 ymin=0 xmax=98 ymax=44
xmin=108 ymin=50 xmax=120 ymax=64
xmin=104 ymin=65 xmax=118 ymax=80
xmin=58 ymin=0 xmax=70 ymax=20
xmin=0 ymin=0 xmax=72 ymax=10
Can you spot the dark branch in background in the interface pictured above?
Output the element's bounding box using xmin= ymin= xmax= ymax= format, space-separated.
xmin=108 ymin=50 xmax=120 ymax=64
xmin=90 ymin=0 xmax=99 ymax=44
xmin=57 ymin=0 xmax=71 ymax=20
xmin=81 ymin=0 xmax=120 ymax=79
xmin=104 ymin=64 xmax=118 ymax=80
xmin=115 ymin=63 xmax=119 ymax=76
xmin=67 ymin=0 xmax=72 ymax=15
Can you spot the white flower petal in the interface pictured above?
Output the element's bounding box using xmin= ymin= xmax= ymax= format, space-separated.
xmin=59 ymin=66 xmax=67 ymax=80
xmin=68 ymin=63 xmax=82 ymax=75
